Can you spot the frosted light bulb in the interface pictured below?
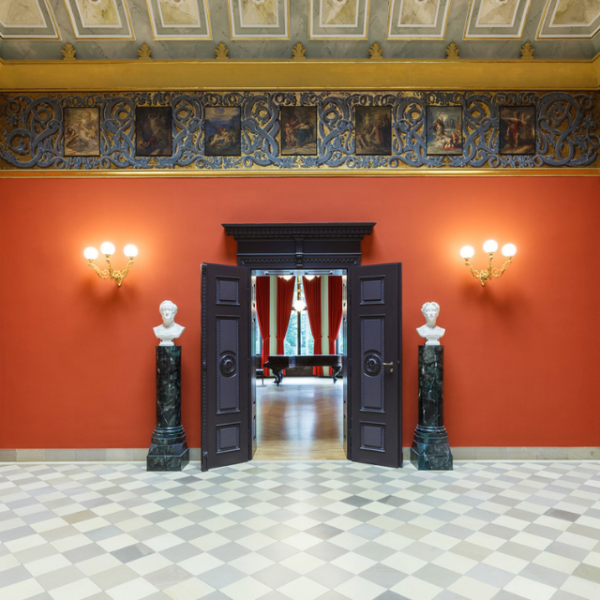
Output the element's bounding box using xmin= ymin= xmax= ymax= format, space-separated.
xmin=304 ymin=275 xmax=315 ymax=281
xmin=123 ymin=244 xmax=138 ymax=258
xmin=501 ymin=243 xmax=517 ymax=257
xmin=100 ymin=241 xmax=115 ymax=256
xmin=84 ymin=247 xmax=99 ymax=260
xmin=483 ymin=239 xmax=498 ymax=253
xmin=460 ymin=245 xmax=475 ymax=259
xmin=293 ymin=299 xmax=306 ymax=312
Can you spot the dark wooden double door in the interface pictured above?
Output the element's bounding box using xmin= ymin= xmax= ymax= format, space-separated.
xmin=201 ymin=263 xmax=402 ymax=471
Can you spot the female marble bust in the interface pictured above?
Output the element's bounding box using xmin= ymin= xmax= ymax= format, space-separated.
xmin=416 ymin=302 xmax=445 ymax=346
xmin=154 ymin=300 xmax=185 ymax=346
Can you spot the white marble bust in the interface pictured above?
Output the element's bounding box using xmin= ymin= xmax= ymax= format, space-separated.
xmin=154 ymin=300 xmax=185 ymax=346
xmin=416 ymin=302 xmax=445 ymax=346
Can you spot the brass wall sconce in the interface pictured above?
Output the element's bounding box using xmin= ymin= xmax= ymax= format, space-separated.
xmin=84 ymin=242 xmax=138 ymax=287
xmin=460 ymin=240 xmax=516 ymax=286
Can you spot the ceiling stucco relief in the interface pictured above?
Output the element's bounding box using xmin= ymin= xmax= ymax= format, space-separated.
xmin=146 ymin=0 xmax=211 ymax=39
xmin=309 ymin=0 xmax=369 ymax=39
xmin=388 ymin=0 xmax=451 ymax=38
xmin=63 ymin=0 xmax=133 ymax=38
xmin=0 ymin=0 xmax=59 ymax=38
xmin=465 ymin=0 xmax=530 ymax=38
xmin=74 ymin=0 xmax=120 ymax=26
xmin=538 ymin=0 xmax=600 ymax=38
xmin=0 ymin=0 xmax=46 ymax=25
xmin=227 ymin=0 xmax=288 ymax=38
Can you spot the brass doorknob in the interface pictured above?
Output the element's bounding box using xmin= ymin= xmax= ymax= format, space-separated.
xmin=382 ymin=362 xmax=394 ymax=373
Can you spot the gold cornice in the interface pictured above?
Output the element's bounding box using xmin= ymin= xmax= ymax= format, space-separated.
xmin=1 ymin=169 xmax=598 ymax=178
xmin=0 ymin=56 xmax=599 ymax=92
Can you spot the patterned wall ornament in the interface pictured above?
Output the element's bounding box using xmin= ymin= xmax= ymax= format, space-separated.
xmin=538 ymin=0 xmax=600 ymax=39
xmin=145 ymin=0 xmax=211 ymax=40
xmin=0 ymin=0 xmax=60 ymax=39
xmin=465 ymin=0 xmax=531 ymax=39
xmin=227 ymin=0 xmax=289 ymax=39
xmin=0 ymin=91 xmax=598 ymax=173
xmin=309 ymin=0 xmax=370 ymax=39
xmin=63 ymin=0 xmax=134 ymax=39
xmin=387 ymin=0 xmax=451 ymax=39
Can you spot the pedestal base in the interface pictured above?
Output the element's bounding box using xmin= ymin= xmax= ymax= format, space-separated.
xmin=147 ymin=442 xmax=189 ymax=471
xmin=410 ymin=425 xmax=453 ymax=471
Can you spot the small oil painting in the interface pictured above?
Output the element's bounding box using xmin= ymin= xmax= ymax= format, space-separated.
xmin=64 ymin=107 xmax=100 ymax=157
xmin=426 ymin=106 xmax=463 ymax=155
xmin=354 ymin=106 xmax=392 ymax=155
xmin=205 ymin=106 xmax=242 ymax=156
xmin=281 ymin=107 xmax=317 ymax=156
xmin=499 ymin=106 xmax=536 ymax=155
xmin=135 ymin=107 xmax=173 ymax=157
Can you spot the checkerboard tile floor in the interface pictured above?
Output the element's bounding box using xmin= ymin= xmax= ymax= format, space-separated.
xmin=1 ymin=461 xmax=599 ymax=600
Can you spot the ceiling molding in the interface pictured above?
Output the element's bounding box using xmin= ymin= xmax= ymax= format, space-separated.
xmin=0 ymin=56 xmax=598 ymax=91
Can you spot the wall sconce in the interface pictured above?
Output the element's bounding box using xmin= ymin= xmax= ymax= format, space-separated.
xmin=460 ymin=240 xmax=516 ymax=286
xmin=84 ymin=242 xmax=138 ymax=287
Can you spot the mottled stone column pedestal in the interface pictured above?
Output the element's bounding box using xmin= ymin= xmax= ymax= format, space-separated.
xmin=147 ymin=347 xmax=189 ymax=471
xmin=411 ymin=345 xmax=453 ymax=470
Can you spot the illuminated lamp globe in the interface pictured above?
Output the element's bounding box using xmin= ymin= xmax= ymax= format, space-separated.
xmin=84 ymin=247 xmax=99 ymax=260
xmin=304 ymin=275 xmax=315 ymax=281
xmin=483 ymin=239 xmax=498 ymax=254
xmin=100 ymin=241 xmax=115 ymax=256
xmin=124 ymin=244 xmax=138 ymax=258
xmin=501 ymin=243 xmax=517 ymax=257
xmin=459 ymin=245 xmax=475 ymax=259
xmin=293 ymin=299 xmax=306 ymax=312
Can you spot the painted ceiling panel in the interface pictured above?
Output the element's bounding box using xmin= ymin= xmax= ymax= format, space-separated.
xmin=146 ymin=0 xmax=211 ymax=39
xmin=0 ymin=0 xmax=60 ymax=38
xmin=1 ymin=0 xmax=600 ymax=60
xmin=538 ymin=0 xmax=600 ymax=38
xmin=387 ymin=0 xmax=451 ymax=39
xmin=63 ymin=0 xmax=133 ymax=38
xmin=465 ymin=0 xmax=531 ymax=38
xmin=309 ymin=0 xmax=369 ymax=39
xmin=228 ymin=0 xmax=288 ymax=39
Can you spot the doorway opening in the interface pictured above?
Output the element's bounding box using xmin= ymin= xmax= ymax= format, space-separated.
xmin=251 ymin=269 xmax=347 ymax=460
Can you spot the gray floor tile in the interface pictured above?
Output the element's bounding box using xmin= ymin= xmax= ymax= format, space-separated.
xmin=145 ymin=565 xmax=194 ymax=589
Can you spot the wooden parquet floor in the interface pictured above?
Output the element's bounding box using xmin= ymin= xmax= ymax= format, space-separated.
xmin=253 ymin=377 xmax=346 ymax=460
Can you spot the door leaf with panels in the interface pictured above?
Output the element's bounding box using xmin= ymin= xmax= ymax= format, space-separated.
xmin=201 ymin=264 xmax=253 ymax=471
xmin=348 ymin=263 xmax=402 ymax=468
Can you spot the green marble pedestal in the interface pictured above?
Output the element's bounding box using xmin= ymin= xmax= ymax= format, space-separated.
xmin=411 ymin=345 xmax=453 ymax=471
xmin=147 ymin=346 xmax=189 ymax=471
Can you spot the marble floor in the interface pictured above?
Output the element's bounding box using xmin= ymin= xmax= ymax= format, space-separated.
xmin=0 ymin=460 xmax=600 ymax=600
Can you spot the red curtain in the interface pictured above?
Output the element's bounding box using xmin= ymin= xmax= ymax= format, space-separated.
xmin=328 ymin=276 xmax=344 ymax=355
xmin=276 ymin=277 xmax=295 ymax=355
xmin=256 ymin=276 xmax=270 ymax=376
xmin=303 ymin=277 xmax=323 ymax=376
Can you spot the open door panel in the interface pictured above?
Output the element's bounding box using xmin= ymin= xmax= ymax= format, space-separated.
xmin=201 ymin=264 xmax=252 ymax=471
xmin=348 ymin=263 xmax=402 ymax=468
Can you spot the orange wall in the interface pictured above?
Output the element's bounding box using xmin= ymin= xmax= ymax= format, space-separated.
xmin=1 ymin=176 xmax=599 ymax=449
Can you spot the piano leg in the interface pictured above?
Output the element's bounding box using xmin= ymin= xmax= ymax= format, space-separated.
xmin=332 ymin=365 xmax=342 ymax=383
xmin=272 ymin=368 xmax=283 ymax=386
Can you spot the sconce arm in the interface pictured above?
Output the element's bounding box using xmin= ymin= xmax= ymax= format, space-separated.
xmin=492 ymin=257 xmax=513 ymax=279
xmin=87 ymin=260 xmax=110 ymax=280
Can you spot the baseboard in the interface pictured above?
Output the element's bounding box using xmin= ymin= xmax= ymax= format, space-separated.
xmin=0 ymin=447 xmax=599 ymax=462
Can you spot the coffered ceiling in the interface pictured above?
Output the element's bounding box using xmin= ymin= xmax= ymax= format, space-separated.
xmin=1 ymin=0 xmax=600 ymax=60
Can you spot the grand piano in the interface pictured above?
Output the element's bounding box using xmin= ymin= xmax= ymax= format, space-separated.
xmin=263 ymin=355 xmax=343 ymax=385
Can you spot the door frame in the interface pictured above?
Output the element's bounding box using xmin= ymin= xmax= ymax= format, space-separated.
xmin=222 ymin=223 xmax=376 ymax=462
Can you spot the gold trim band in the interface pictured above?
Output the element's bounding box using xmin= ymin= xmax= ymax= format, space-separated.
xmin=1 ymin=57 xmax=598 ymax=92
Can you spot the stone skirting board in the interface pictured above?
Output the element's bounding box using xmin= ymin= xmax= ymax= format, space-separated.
xmin=0 ymin=447 xmax=599 ymax=462
xmin=1 ymin=90 xmax=598 ymax=175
